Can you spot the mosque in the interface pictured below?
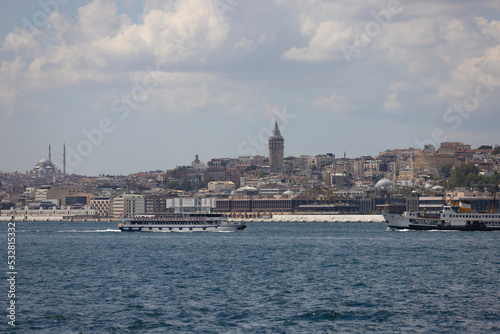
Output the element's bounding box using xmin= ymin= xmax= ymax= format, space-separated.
xmin=28 ymin=144 xmax=66 ymax=177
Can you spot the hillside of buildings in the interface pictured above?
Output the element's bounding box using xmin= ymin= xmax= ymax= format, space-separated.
xmin=1 ymin=142 xmax=500 ymax=221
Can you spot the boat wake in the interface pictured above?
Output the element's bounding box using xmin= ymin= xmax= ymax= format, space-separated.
xmin=58 ymin=229 xmax=121 ymax=233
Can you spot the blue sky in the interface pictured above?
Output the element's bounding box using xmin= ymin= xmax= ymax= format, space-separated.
xmin=1 ymin=0 xmax=500 ymax=175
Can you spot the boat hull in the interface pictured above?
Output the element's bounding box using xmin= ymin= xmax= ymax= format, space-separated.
xmin=118 ymin=224 xmax=246 ymax=232
xmin=383 ymin=213 xmax=410 ymax=229
xmin=408 ymin=222 xmax=500 ymax=231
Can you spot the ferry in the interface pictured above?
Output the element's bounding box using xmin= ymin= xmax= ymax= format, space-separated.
xmin=384 ymin=200 xmax=500 ymax=231
xmin=118 ymin=213 xmax=246 ymax=232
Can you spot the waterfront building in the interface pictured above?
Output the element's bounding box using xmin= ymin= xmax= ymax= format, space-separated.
xmin=110 ymin=196 xmax=124 ymax=218
xmin=166 ymin=197 xmax=215 ymax=213
xmin=46 ymin=184 xmax=85 ymax=206
xmin=145 ymin=194 xmax=168 ymax=214
xmin=124 ymin=194 xmax=145 ymax=218
xmin=34 ymin=187 xmax=50 ymax=201
xmin=66 ymin=193 xmax=94 ymax=206
xmin=0 ymin=205 xmax=97 ymax=221
xmin=90 ymin=197 xmax=110 ymax=217
xmin=269 ymin=118 xmax=284 ymax=172
xmin=110 ymin=194 xmax=145 ymax=218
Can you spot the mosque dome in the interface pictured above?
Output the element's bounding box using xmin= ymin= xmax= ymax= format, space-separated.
xmin=375 ymin=179 xmax=394 ymax=189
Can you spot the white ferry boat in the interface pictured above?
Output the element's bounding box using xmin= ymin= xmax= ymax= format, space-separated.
xmin=383 ymin=201 xmax=500 ymax=231
xmin=118 ymin=213 xmax=246 ymax=232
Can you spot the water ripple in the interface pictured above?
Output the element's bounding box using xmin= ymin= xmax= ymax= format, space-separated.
xmin=2 ymin=221 xmax=500 ymax=333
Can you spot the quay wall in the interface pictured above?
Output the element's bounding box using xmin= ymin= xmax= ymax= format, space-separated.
xmin=230 ymin=214 xmax=385 ymax=223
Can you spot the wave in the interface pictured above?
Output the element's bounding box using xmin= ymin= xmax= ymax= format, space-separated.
xmin=58 ymin=229 xmax=121 ymax=233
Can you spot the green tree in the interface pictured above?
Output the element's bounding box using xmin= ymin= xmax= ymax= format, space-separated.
xmin=166 ymin=181 xmax=180 ymax=190
xmin=440 ymin=163 xmax=453 ymax=178
xmin=448 ymin=163 xmax=479 ymax=188
xmin=180 ymin=180 xmax=193 ymax=191
xmin=492 ymin=146 xmax=500 ymax=155
xmin=482 ymin=174 xmax=500 ymax=185
xmin=478 ymin=145 xmax=492 ymax=150
xmin=245 ymin=165 xmax=258 ymax=172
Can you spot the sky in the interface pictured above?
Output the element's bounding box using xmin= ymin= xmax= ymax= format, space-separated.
xmin=1 ymin=0 xmax=500 ymax=176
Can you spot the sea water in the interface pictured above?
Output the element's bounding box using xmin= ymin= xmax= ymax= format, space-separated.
xmin=1 ymin=221 xmax=499 ymax=333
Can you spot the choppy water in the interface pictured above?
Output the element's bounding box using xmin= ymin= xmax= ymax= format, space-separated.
xmin=2 ymin=221 xmax=500 ymax=333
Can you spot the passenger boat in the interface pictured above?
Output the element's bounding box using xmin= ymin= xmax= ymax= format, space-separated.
xmin=383 ymin=202 xmax=500 ymax=231
xmin=384 ymin=180 xmax=500 ymax=230
xmin=384 ymin=178 xmax=500 ymax=231
xmin=118 ymin=213 xmax=246 ymax=232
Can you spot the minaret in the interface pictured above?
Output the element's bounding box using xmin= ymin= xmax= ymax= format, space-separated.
xmin=63 ymin=143 xmax=66 ymax=175
xmin=268 ymin=117 xmax=284 ymax=172
xmin=48 ymin=144 xmax=52 ymax=162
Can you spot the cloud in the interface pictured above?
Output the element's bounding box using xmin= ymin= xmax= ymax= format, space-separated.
xmin=0 ymin=58 xmax=25 ymax=117
xmin=2 ymin=0 xmax=229 ymax=88
xmin=383 ymin=93 xmax=404 ymax=114
xmin=438 ymin=44 xmax=500 ymax=104
xmin=313 ymin=92 xmax=350 ymax=113
xmin=0 ymin=0 xmax=232 ymax=119
xmin=282 ymin=21 xmax=353 ymax=61
xmin=235 ymin=35 xmax=265 ymax=52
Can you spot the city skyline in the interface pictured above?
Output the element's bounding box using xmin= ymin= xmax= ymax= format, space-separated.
xmin=1 ymin=1 xmax=500 ymax=175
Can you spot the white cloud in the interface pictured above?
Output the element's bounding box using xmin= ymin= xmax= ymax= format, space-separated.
xmin=282 ymin=21 xmax=353 ymax=61
xmin=235 ymin=38 xmax=256 ymax=52
xmin=1 ymin=0 xmax=231 ymax=117
xmin=235 ymin=35 xmax=266 ymax=52
xmin=3 ymin=0 xmax=229 ymax=84
xmin=313 ymin=92 xmax=350 ymax=113
xmin=383 ymin=93 xmax=404 ymax=114
xmin=0 ymin=58 xmax=25 ymax=117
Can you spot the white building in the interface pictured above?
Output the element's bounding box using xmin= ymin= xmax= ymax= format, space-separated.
xmin=111 ymin=194 xmax=145 ymax=218
xmin=166 ymin=197 xmax=215 ymax=213
xmin=0 ymin=206 xmax=97 ymax=221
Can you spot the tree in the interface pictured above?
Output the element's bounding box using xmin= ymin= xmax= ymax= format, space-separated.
xmin=245 ymin=165 xmax=258 ymax=172
xmin=478 ymin=145 xmax=492 ymax=150
xmin=447 ymin=163 xmax=479 ymax=188
xmin=440 ymin=163 xmax=453 ymax=178
xmin=166 ymin=181 xmax=180 ymax=190
xmin=492 ymin=146 xmax=500 ymax=155
xmin=180 ymin=180 xmax=193 ymax=191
